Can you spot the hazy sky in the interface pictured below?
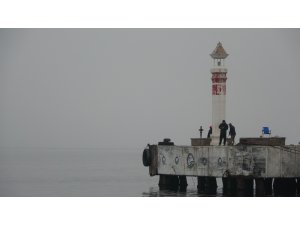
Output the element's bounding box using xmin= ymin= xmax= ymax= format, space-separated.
xmin=0 ymin=29 xmax=299 ymax=149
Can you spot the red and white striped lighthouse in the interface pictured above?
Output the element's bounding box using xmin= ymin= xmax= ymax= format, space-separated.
xmin=210 ymin=42 xmax=229 ymax=145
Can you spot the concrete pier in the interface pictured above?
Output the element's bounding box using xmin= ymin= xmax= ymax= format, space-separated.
xmin=152 ymin=145 xmax=300 ymax=178
xmin=144 ymin=143 xmax=300 ymax=196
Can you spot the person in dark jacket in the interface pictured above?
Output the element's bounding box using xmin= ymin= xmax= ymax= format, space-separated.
xmin=219 ymin=120 xmax=228 ymax=146
xmin=229 ymin=123 xmax=236 ymax=145
xmin=207 ymin=126 xmax=212 ymax=138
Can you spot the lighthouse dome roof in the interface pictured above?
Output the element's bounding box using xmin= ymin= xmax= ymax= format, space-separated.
xmin=210 ymin=42 xmax=229 ymax=59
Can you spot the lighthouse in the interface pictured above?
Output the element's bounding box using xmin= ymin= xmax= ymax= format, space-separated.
xmin=210 ymin=42 xmax=229 ymax=145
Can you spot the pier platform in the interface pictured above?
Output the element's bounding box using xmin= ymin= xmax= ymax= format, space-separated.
xmin=147 ymin=144 xmax=300 ymax=178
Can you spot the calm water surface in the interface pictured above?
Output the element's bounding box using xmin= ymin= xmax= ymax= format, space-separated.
xmin=0 ymin=148 xmax=297 ymax=197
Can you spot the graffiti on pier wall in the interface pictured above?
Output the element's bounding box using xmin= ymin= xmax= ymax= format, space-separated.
xmin=198 ymin=157 xmax=208 ymax=166
xmin=231 ymin=147 xmax=266 ymax=176
xmin=156 ymin=145 xmax=298 ymax=178
xmin=186 ymin=153 xmax=195 ymax=168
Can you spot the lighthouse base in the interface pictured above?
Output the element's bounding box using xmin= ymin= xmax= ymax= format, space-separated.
xmin=211 ymin=135 xmax=220 ymax=146
xmin=191 ymin=138 xmax=211 ymax=146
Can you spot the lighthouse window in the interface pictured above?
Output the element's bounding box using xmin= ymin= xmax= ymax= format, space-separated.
xmin=218 ymin=61 xmax=221 ymax=66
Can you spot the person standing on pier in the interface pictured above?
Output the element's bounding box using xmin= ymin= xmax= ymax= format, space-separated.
xmin=229 ymin=123 xmax=236 ymax=145
xmin=207 ymin=126 xmax=212 ymax=138
xmin=219 ymin=120 xmax=228 ymax=146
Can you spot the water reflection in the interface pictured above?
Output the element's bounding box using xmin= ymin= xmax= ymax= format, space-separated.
xmin=142 ymin=185 xmax=299 ymax=197
xmin=143 ymin=188 xmax=299 ymax=197
xmin=142 ymin=187 xmax=223 ymax=197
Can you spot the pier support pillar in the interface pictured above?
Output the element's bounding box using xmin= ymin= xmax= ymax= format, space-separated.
xmin=255 ymin=178 xmax=273 ymax=196
xmin=197 ymin=176 xmax=206 ymax=193
xmin=264 ymin=178 xmax=273 ymax=195
xmin=197 ymin=177 xmax=217 ymax=194
xmin=274 ymin=178 xmax=297 ymax=196
xmin=179 ymin=176 xmax=188 ymax=192
xmin=222 ymin=177 xmax=237 ymax=196
xmin=158 ymin=175 xmax=179 ymax=191
xmin=255 ymin=178 xmax=266 ymax=196
xmin=236 ymin=177 xmax=253 ymax=196
xmin=204 ymin=177 xmax=217 ymax=195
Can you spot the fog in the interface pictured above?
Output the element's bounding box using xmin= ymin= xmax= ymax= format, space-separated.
xmin=0 ymin=29 xmax=299 ymax=149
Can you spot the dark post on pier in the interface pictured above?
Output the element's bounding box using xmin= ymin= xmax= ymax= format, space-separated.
xmin=199 ymin=126 xmax=203 ymax=139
